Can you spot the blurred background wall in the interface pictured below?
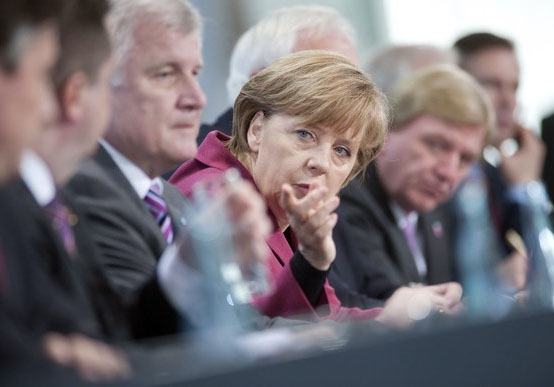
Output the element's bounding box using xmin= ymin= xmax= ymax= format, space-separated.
xmin=189 ymin=0 xmax=554 ymax=132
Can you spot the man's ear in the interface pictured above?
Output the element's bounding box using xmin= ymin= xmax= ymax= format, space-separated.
xmin=58 ymin=72 xmax=87 ymax=124
xmin=247 ymin=111 xmax=265 ymax=153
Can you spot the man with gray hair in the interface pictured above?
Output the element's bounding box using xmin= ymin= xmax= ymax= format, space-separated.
xmin=196 ymin=4 xmax=358 ymax=144
xmin=364 ymin=43 xmax=455 ymax=96
xmin=330 ymin=65 xmax=493 ymax=316
xmin=67 ymin=0 xmax=270 ymax=328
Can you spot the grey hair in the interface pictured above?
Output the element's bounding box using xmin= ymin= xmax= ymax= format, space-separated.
xmin=226 ymin=5 xmax=356 ymax=105
xmin=107 ymin=0 xmax=202 ymax=86
xmin=364 ymin=44 xmax=455 ymax=97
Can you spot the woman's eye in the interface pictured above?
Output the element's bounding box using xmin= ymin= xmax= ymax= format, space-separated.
xmin=296 ymin=130 xmax=312 ymax=139
xmin=335 ymin=146 xmax=351 ymax=157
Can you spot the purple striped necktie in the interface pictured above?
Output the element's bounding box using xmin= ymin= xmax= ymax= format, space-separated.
xmin=44 ymin=195 xmax=78 ymax=258
xmin=144 ymin=183 xmax=174 ymax=244
xmin=400 ymin=216 xmax=428 ymax=278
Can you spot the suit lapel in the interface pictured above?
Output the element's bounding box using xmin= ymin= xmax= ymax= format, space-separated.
xmin=93 ymin=147 xmax=167 ymax=253
xmin=266 ymin=230 xmax=293 ymax=267
xmin=161 ymin=179 xmax=191 ymax=235
xmin=15 ymin=181 xmax=103 ymax=334
xmin=60 ymin=188 xmax=131 ymax=339
xmin=94 ymin=146 xmax=151 ymax=215
xmin=364 ymin=165 xmax=422 ymax=283
xmin=0 ymin=181 xmax=107 ymax=337
xmin=421 ymin=206 xmax=452 ymax=284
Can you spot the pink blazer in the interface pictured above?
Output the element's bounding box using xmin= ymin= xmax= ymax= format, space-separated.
xmin=169 ymin=131 xmax=381 ymax=322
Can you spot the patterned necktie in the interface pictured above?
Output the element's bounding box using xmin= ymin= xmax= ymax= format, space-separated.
xmin=44 ymin=195 xmax=77 ymax=258
xmin=400 ymin=215 xmax=428 ymax=278
xmin=144 ymin=183 xmax=174 ymax=244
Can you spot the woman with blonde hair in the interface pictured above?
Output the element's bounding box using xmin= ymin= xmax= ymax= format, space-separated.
xmin=171 ymin=50 xmax=388 ymax=322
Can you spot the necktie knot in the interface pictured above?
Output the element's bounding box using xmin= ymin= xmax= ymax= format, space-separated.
xmin=144 ymin=183 xmax=174 ymax=244
xmin=44 ymin=195 xmax=77 ymax=257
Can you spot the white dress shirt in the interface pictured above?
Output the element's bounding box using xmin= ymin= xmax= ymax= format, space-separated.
xmin=19 ymin=149 xmax=56 ymax=205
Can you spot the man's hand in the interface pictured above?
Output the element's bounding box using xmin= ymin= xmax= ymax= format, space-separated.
xmin=500 ymin=124 xmax=545 ymax=185
xmin=376 ymin=282 xmax=463 ymax=329
xmin=42 ymin=333 xmax=131 ymax=383
xmin=496 ymin=250 xmax=528 ymax=291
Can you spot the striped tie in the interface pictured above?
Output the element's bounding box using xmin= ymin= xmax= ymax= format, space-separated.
xmin=144 ymin=183 xmax=174 ymax=244
xmin=400 ymin=216 xmax=428 ymax=279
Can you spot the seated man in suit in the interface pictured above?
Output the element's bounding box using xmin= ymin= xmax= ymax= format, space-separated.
xmin=454 ymin=32 xmax=548 ymax=292
xmin=364 ymin=43 xmax=455 ymax=96
xmin=13 ymin=0 xmax=154 ymax=340
xmin=330 ymin=65 xmax=494 ymax=313
xmin=65 ymin=0 xmax=270 ymax=326
xmin=0 ymin=0 xmax=61 ymax=364
xmin=0 ymin=0 xmax=130 ymax=382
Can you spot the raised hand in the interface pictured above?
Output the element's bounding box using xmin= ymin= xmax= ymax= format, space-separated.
xmin=500 ymin=124 xmax=545 ymax=185
xmin=280 ymin=182 xmax=340 ymax=271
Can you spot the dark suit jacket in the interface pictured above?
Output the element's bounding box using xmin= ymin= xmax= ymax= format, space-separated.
xmin=541 ymin=111 xmax=554 ymax=203
xmin=0 ymin=301 xmax=84 ymax=387
xmin=1 ymin=178 xmax=181 ymax=340
xmin=480 ymin=162 xmax=525 ymax=256
xmin=329 ymin=164 xmax=455 ymax=307
xmin=0 ymin=180 xmax=111 ymax=338
xmin=67 ymin=146 xmax=190 ymax=304
xmin=0 ymin=184 xmax=74 ymax=378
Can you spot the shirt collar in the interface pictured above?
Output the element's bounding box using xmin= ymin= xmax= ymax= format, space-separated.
xmin=390 ymin=201 xmax=418 ymax=229
xmin=19 ymin=149 xmax=56 ymax=206
xmin=99 ymin=139 xmax=162 ymax=199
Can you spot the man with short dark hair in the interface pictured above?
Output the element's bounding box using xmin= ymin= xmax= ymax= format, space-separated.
xmin=0 ymin=0 xmax=62 ymax=362
xmin=453 ymin=32 xmax=549 ymax=291
xmin=0 ymin=0 xmax=130 ymax=381
xmin=0 ymin=0 xmax=61 ymax=184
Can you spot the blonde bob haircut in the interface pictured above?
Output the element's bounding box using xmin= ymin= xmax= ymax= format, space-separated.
xmin=227 ymin=50 xmax=388 ymax=183
xmin=389 ymin=64 xmax=494 ymax=143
